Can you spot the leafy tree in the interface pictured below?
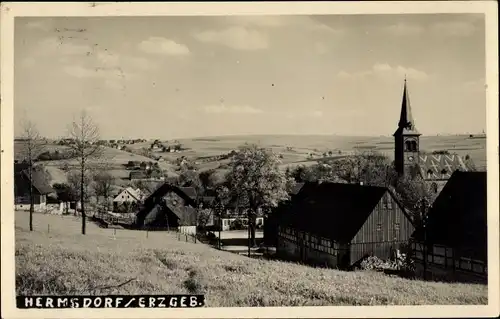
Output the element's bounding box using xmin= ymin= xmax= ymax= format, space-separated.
xmin=198 ymin=169 xmax=218 ymax=190
xmin=197 ymin=208 xmax=213 ymax=231
xmin=393 ymin=174 xmax=437 ymax=225
xmin=67 ymin=170 xmax=94 ymax=214
xmin=52 ymin=183 xmax=77 ymax=214
xmin=225 ymin=144 xmax=292 ymax=247
xmin=93 ymin=171 xmax=114 ymax=210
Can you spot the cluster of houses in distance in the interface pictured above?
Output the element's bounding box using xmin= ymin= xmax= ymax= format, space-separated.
xmin=14 ymin=80 xmax=487 ymax=285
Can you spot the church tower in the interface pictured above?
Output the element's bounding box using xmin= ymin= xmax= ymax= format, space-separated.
xmin=394 ymin=78 xmax=421 ymax=176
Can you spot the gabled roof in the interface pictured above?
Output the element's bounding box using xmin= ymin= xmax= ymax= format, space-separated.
xmin=417 ymin=153 xmax=468 ymax=181
xmin=16 ymin=169 xmax=54 ymax=195
xmin=393 ymin=79 xmax=420 ymax=136
xmin=142 ymin=183 xmax=197 ymax=208
xmin=113 ymin=187 xmax=142 ymax=202
xmin=179 ymin=187 xmax=197 ymax=201
xmin=290 ymin=182 xmax=305 ymax=195
xmin=412 ymin=171 xmax=487 ymax=261
xmin=282 ymin=182 xmax=407 ymax=242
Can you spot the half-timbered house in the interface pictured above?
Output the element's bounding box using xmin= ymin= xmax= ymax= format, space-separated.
xmin=135 ymin=184 xmax=198 ymax=232
xmin=14 ymin=162 xmax=54 ymax=212
xmin=276 ymin=181 xmax=415 ymax=269
xmin=411 ymin=171 xmax=487 ymax=283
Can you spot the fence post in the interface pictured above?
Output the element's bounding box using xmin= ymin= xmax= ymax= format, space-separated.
xmin=185 ymin=234 xmax=188 ymax=242
xmin=47 ymin=224 xmax=50 ymax=233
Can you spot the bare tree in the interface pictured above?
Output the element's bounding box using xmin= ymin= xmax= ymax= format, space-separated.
xmin=66 ymin=110 xmax=102 ymax=235
xmin=19 ymin=120 xmax=46 ymax=231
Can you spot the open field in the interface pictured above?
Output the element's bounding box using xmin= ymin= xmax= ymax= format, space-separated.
xmin=15 ymin=212 xmax=487 ymax=306
xmin=14 ymin=134 xmax=486 ymax=187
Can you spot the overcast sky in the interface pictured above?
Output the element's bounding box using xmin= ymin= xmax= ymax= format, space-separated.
xmin=14 ymin=14 xmax=486 ymax=139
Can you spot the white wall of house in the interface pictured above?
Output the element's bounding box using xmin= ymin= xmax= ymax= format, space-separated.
xmin=113 ymin=189 xmax=139 ymax=203
xmin=221 ymin=217 xmax=264 ymax=231
xmin=15 ymin=202 xmax=46 ymax=212
xmin=179 ymin=226 xmax=197 ymax=235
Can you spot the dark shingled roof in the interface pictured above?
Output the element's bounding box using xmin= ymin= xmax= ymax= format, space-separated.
xmin=14 ymin=164 xmax=54 ymax=195
xmin=179 ymin=187 xmax=198 ymax=201
xmin=136 ymin=183 xmax=198 ymax=227
xmin=282 ymin=182 xmax=404 ymax=242
xmin=412 ymin=171 xmax=487 ymax=261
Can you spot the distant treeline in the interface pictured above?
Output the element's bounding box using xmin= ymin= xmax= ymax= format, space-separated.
xmin=37 ymin=150 xmax=76 ymax=161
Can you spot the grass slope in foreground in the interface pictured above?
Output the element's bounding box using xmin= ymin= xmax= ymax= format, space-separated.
xmin=15 ymin=212 xmax=487 ymax=306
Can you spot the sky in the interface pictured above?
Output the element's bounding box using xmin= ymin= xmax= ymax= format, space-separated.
xmin=14 ymin=14 xmax=486 ymax=139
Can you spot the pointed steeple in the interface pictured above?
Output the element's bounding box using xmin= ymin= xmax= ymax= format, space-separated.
xmin=394 ymin=78 xmax=420 ymax=136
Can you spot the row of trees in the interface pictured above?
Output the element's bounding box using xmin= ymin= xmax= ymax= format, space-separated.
xmin=284 ymin=151 xmax=439 ymax=223
xmin=20 ymin=111 xmax=104 ymax=234
xmin=180 ymin=146 xmax=449 ymax=248
xmin=52 ymin=169 xmax=115 ymax=212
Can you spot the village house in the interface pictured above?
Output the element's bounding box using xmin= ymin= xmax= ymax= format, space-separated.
xmin=135 ymin=184 xmax=198 ymax=233
xmin=14 ymin=162 xmax=54 ymax=212
xmin=393 ymin=79 xmax=472 ymax=195
xmin=274 ymin=181 xmax=415 ymax=269
xmin=411 ymin=171 xmax=487 ymax=283
xmin=112 ymin=187 xmax=143 ymax=211
xmin=264 ymin=182 xmax=305 ymax=246
xmin=199 ymin=189 xmax=266 ymax=231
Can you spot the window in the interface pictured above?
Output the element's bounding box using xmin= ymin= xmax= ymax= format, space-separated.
xmin=431 ymin=183 xmax=438 ymax=194
xmin=387 ymin=195 xmax=392 ymax=209
xmin=393 ymin=223 xmax=400 ymax=240
xmin=427 ymin=169 xmax=433 ymax=179
xmin=410 ymin=141 xmax=417 ymax=152
xmin=440 ymin=169 xmax=447 ymax=178
xmin=405 ymin=141 xmax=412 ymax=151
xmin=382 ymin=196 xmax=388 ymax=209
xmin=376 ymin=223 xmax=382 ymax=231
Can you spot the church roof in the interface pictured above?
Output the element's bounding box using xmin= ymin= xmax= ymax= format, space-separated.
xmin=417 ymin=153 xmax=468 ymax=180
xmin=393 ymin=79 xmax=420 ymax=136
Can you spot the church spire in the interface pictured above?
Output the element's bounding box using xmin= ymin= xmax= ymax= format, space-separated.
xmin=394 ymin=78 xmax=420 ymax=136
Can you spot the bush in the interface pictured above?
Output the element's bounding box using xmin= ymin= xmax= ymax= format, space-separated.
xmin=230 ymin=218 xmax=246 ymax=230
xmin=37 ymin=150 xmax=76 ymax=161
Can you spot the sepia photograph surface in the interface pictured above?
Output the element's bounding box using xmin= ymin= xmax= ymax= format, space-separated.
xmin=1 ymin=2 xmax=499 ymax=318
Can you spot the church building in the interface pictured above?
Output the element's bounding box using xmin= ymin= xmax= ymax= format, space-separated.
xmin=393 ymin=79 xmax=470 ymax=194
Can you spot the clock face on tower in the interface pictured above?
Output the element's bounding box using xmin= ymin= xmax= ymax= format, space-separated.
xmin=407 ymin=155 xmax=414 ymax=162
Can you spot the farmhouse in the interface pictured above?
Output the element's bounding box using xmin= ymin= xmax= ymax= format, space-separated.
xmin=112 ymin=187 xmax=143 ymax=211
xmin=264 ymin=182 xmax=305 ymax=246
xmin=393 ymin=79 xmax=472 ymax=195
xmin=135 ymin=184 xmax=198 ymax=232
xmin=14 ymin=162 xmax=54 ymax=212
xmin=275 ymin=181 xmax=414 ymax=269
xmin=411 ymin=171 xmax=487 ymax=283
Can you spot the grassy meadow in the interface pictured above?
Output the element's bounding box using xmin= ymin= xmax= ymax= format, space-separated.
xmin=15 ymin=212 xmax=488 ymax=306
xmin=14 ymin=134 xmax=487 ymax=187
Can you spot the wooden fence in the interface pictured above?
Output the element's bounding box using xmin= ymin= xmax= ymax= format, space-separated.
xmin=176 ymin=226 xmax=197 ymax=244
